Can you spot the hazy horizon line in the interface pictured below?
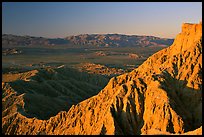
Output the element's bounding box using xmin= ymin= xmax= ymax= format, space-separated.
xmin=2 ymin=33 xmax=175 ymax=39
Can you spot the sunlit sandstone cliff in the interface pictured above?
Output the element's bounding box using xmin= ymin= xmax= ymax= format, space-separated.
xmin=2 ymin=23 xmax=202 ymax=135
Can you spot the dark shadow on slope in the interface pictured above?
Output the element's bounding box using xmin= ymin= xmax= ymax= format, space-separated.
xmin=108 ymin=65 xmax=201 ymax=135
xmin=110 ymin=103 xmax=145 ymax=135
xmin=6 ymin=67 xmax=110 ymax=120
xmin=153 ymin=69 xmax=202 ymax=132
xmin=110 ymin=79 xmax=146 ymax=135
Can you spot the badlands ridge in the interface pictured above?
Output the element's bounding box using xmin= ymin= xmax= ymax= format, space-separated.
xmin=2 ymin=23 xmax=202 ymax=135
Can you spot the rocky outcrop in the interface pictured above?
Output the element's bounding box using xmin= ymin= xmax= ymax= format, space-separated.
xmin=2 ymin=48 xmax=22 ymax=55
xmin=75 ymin=63 xmax=126 ymax=77
xmin=128 ymin=53 xmax=140 ymax=59
xmin=2 ymin=23 xmax=202 ymax=135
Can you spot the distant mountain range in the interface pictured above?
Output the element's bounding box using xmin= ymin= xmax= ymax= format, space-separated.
xmin=2 ymin=34 xmax=174 ymax=47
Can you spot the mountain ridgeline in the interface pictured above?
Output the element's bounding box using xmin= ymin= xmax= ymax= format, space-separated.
xmin=2 ymin=22 xmax=202 ymax=135
xmin=2 ymin=34 xmax=174 ymax=47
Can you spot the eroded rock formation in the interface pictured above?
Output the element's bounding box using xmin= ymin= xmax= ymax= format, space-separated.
xmin=2 ymin=23 xmax=202 ymax=135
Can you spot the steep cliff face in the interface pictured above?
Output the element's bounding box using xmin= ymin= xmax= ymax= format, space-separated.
xmin=2 ymin=23 xmax=202 ymax=135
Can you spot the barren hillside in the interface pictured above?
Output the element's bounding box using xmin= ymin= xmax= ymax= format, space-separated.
xmin=2 ymin=22 xmax=202 ymax=135
xmin=2 ymin=66 xmax=109 ymax=124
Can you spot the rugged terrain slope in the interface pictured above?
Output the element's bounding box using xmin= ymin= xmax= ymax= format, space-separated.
xmin=2 ymin=23 xmax=202 ymax=135
xmin=2 ymin=66 xmax=109 ymax=126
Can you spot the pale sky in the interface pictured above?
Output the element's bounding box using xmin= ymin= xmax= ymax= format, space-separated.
xmin=2 ymin=2 xmax=202 ymax=38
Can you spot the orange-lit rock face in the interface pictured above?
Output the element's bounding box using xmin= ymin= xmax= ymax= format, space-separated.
xmin=2 ymin=23 xmax=202 ymax=135
xmin=169 ymin=23 xmax=202 ymax=55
